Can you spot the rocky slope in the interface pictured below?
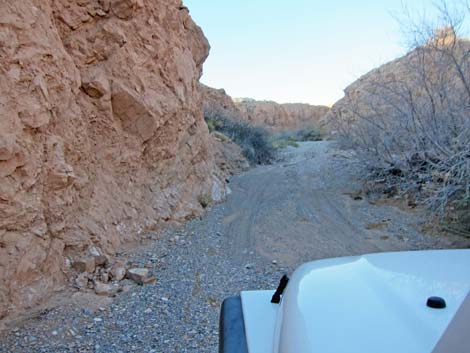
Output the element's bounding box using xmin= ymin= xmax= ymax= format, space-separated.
xmin=0 ymin=0 xmax=225 ymax=319
xmin=201 ymin=85 xmax=330 ymax=131
xmin=200 ymin=84 xmax=242 ymax=121
xmin=235 ymin=98 xmax=330 ymax=131
xmin=321 ymin=52 xmax=414 ymax=133
xmin=323 ymin=31 xmax=470 ymax=135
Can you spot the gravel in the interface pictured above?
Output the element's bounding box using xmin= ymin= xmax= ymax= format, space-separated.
xmin=0 ymin=211 xmax=285 ymax=353
xmin=1 ymin=141 xmax=467 ymax=353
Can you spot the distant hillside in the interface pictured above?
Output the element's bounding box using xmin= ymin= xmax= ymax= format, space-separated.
xmin=236 ymin=100 xmax=329 ymax=131
xmin=200 ymin=85 xmax=329 ymax=131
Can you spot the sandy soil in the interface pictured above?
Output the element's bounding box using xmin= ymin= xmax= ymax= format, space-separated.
xmin=217 ymin=141 xmax=468 ymax=268
xmin=1 ymin=141 xmax=468 ymax=353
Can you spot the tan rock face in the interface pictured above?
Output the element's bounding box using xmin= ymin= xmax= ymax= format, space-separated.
xmin=236 ymin=100 xmax=330 ymax=131
xmin=0 ymin=0 xmax=220 ymax=319
xmin=200 ymin=84 xmax=243 ymax=121
xmin=281 ymin=103 xmax=330 ymax=129
xmin=323 ymin=39 xmax=470 ymax=134
xmin=211 ymin=132 xmax=250 ymax=177
xmin=200 ymin=85 xmax=330 ymax=131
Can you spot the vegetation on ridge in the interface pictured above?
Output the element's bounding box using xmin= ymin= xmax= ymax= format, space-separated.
xmin=332 ymin=2 xmax=470 ymax=234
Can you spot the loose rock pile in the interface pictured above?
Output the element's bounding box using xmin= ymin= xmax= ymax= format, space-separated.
xmin=71 ymin=251 xmax=156 ymax=297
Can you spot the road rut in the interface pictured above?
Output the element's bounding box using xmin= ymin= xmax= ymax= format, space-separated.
xmin=1 ymin=141 xmax=467 ymax=353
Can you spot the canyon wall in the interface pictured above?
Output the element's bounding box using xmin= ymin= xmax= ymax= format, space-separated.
xmin=201 ymin=85 xmax=330 ymax=131
xmin=323 ymin=31 xmax=470 ymax=136
xmin=0 ymin=0 xmax=224 ymax=318
xmin=235 ymin=99 xmax=330 ymax=131
xmin=321 ymin=53 xmax=413 ymax=133
xmin=200 ymin=84 xmax=242 ymax=121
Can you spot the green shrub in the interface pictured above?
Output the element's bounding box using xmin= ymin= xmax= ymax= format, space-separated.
xmin=206 ymin=119 xmax=216 ymax=133
xmin=269 ymin=124 xmax=324 ymax=150
xmin=198 ymin=194 xmax=213 ymax=208
xmin=205 ymin=114 xmax=276 ymax=165
xmin=269 ymin=133 xmax=299 ymax=149
xmin=295 ymin=125 xmax=324 ymax=141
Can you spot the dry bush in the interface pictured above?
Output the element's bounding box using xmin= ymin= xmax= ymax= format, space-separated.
xmin=269 ymin=131 xmax=299 ymax=149
xmin=270 ymin=125 xmax=324 ymax=149
xmin=333 ymin=1 xmax=470 ymax=233
xmin=294 ymin=124 xmax=325 ymax=142
xmin=204 ymin=113 xmax=276 ymax=165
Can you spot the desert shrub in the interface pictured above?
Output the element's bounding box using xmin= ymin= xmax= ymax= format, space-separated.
xmin=206 ymin=119 xmax=216 ymax=133
xmin=294 ymin=125 xmax=325 ymax=141
xmin=212 ymin=131 xmax=231 ymax=143
xmin=332 ymin=2 xmax=470 ymax=233
xmin=269 ymin=131 xmax=299 ymax=149
xmin=269 ymin=124 xmax=324 ymax=149
xmin=204 ymin=114 xmax=276 ymax=165
xmin=198 ymin=193 xmax=213 ymax=208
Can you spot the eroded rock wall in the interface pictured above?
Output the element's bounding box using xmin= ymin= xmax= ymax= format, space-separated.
xmin=201 ymin=86 xmax=330 ymax=131
xmin=200 ymin=84 xmax=242 ymax=121
xmin=282 ymin=103 xmax=330 ymax=128
xmin=0 ymin=0 xmax=221 ymax=318
xmin=235 ymin=99 xmax=330 ymax=131
xmin=323 ymin=35 xmax=470 ymax=134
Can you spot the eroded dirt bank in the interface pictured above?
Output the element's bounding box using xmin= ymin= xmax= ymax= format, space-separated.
xmin=1 ymin=141 xmax=467 ymax=352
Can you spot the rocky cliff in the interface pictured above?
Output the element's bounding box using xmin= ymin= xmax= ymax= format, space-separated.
xmin=323 ymin=31 xmax=470 ymax=136
xmin=321 ymin=53 xmax=414 ymax=133
xmin=200 ymin=84 xmax=242 ymax=121
xmin=235 ymin=99 xmax=330 ymax=131
xmin=201 ymin=85 xmax=330 ymax=131
xmin=0 ymin=0 xmax=224 ymax=319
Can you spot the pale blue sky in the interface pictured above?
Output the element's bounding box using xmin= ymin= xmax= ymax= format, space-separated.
xmin=184 ymin=1 xmax=448 ymax=105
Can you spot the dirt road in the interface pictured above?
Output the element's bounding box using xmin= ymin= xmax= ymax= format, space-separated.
xmin=1 ymin=141 xmax=467 ymax=353
xmin=217 ymin=141 xmax=461 ymax=268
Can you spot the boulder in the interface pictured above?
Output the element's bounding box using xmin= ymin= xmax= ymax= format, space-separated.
xmin=126 ymin=268 xmax=156 ymax=285
xmin=72 ymin=258 xmax=96 ymax=273
xmin=111 ymin=0 xmax=141 ymax=19
xmin=0 ymin=134 xmax=17 ymax=161
xmin=94 ymin=281 xmax=115 ymax=296
xmin=93 ymin=255 xmax=109 ymax=267
xmin=110 ymin=266 xmax=127 ymax=282
xmin=81 ymin=68 xmax=110 ymax=98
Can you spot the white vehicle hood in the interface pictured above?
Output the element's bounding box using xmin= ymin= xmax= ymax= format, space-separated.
xmin=241 ymin=249 xmax=470 ymax=353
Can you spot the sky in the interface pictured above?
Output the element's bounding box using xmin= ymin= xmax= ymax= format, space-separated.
xmin=183 ymin=0 xmax=449 ymax=106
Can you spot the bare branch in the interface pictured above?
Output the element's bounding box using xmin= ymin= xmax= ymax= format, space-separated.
xmin=331 ymin=1 xmax=470 ymax=230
